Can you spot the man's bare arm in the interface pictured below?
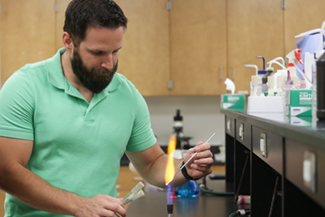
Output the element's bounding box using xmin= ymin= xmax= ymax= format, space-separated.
xmin=0 ymin=136 xmax=126 ymax=217
xmin=126 ymin=142 xmax=213 ymax=188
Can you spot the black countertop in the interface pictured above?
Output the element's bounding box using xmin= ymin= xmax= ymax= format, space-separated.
xmin=221 ymin=109 xmax=325 ymax=149
xmin=127 ymin=179 xmax=248 ymax=217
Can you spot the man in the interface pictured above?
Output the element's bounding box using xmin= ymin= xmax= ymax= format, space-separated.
xmin=0 ymin=0 xmax=213 ymax=216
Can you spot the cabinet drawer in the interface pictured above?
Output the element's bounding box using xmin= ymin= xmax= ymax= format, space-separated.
xmin=225 ymin=116 xmax=235 ymax=137
xmin=252 ymin=126 xmax=283 ymax=175
xmin=286 ymin=139 xmax=325 ymax=209
xmin=236 ymin=121 xmax=251 ymax=150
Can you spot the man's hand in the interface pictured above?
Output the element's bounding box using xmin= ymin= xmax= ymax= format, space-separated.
xmin=75 ymin=195 xmax=126 ymax=217
xmin=183 ymin=141 xmax=214 ymax=179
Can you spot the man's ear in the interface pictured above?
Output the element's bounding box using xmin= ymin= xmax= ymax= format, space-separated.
xmin=62 ymin=32 xmax=74 ymax=52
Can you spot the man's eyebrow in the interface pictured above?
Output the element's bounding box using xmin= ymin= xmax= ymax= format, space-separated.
xmin=87 ymin=46 xmax=123 ymax=53
xmin=113 ymin=46 xmax=123 ymax=52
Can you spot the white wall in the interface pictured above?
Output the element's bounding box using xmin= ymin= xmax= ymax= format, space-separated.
xmin=144 ymin=96 xmax=225 ymax=146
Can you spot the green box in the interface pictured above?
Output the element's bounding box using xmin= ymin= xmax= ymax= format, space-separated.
xmin=286 ymin=89 xmax=312 ymax=117
xmin=221 ymin=94 xmax=245 ymax=111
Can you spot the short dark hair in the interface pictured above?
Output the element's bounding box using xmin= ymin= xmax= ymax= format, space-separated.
xmin=63 ymin=0 xmax=128 ymax=46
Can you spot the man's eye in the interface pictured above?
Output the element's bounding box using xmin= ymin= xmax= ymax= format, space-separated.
xmin=92 ymin=51 xmax=103 ymax=55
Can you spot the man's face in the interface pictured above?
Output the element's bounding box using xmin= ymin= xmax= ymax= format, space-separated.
xmin=70 ymin=48 xmax=118 ymax=93
xmin=70 ymin=26 xmax=124 ymax=93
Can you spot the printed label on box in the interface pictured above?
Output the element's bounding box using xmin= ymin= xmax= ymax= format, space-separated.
xmin=221 ymin=94 xmax=245 ymax=110
xmin=286 ymin=90 xmax=312 ymax=117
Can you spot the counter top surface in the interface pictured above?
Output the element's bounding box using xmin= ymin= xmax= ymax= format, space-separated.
xmin=127 ymin=180 xmax=244 ymax=217
xmin=221 ymin=108 xmax=325 ymax=148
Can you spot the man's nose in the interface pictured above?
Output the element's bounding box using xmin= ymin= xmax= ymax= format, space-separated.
xmin=101 ymin=54 xmax=114 ymax=70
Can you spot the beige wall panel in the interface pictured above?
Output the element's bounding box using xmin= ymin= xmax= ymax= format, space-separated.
xmin=284 ymin=0 xmax=325 ymax=55
xmin=114 ymin=0 xmax=170 ymax=96
xmin=170 ymin=0 xmax=227 ymax=96
xmin=227 ymin=0 xmax=285 ymax=93
xmin=55 ymin=0 xmax=72 ymax=50
xmin=0 ymin=0 xmax=56 ymax=84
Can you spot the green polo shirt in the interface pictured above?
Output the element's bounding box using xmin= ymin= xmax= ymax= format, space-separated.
xmin=0 ymin=48 xmax=156 ymax=216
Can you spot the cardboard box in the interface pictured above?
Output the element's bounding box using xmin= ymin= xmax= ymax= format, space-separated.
xmin=285 ymin=90 xmax=312 ymax=117
xmin=221 ymin=94 xmax=245 ymax=111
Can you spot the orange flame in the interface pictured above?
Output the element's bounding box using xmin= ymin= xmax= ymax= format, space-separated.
xmin=165 ymin=135 xmax=177 ymax=185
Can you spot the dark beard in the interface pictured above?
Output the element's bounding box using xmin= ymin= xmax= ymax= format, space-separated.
xmin=70 ymin=49 xmax=118 ymax=94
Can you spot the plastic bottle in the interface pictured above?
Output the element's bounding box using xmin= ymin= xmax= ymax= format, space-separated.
xmin=245 ymin=56 xmax=268 ymax=96
xmin=282 ymin=71 xmax=295 ymax=114
xmin=245 ymin=64 xmax=262 ymax=96
xmin=283 ymin=70 xmax=294 ymax=91
xmin=267 ymin=76 xmax=275 ymax=96
xmin=276 ymin=75 xmax=284 ymax=96
xmin=292 ymin=76 xmax=300 ymax=89
xmin=267 ymin=57 xmax=287 ymax=95
xmin=262 ymin=67 xmax=274 ymax=95
xmin=299 ymin=70 xmax=307 ymax=89
xmin=312 ymin=21 xmax=325 ymax=118
xmin=312 ymin=62 xmax=318 ymax=118
xmin=255 ymin=56 xmax=268 ymax=95
xmin=316 ymin=52 xmax=325 ymax=120
xmin=251 ymin=75 xmax=259 ymax=96
xmin=286 ymin=49 xmax=303 ymax=78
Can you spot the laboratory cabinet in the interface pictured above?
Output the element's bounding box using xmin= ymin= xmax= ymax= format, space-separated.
xmin=225 ymin=116 xmax=235 ymax=184
xmin=57 ymin=0 xmax=171 ymax=96
xmin=221 ymin=108 xmax=325 ymax=216
xmin=169 ymin=0 xmax=227 ymax=96
xmin=284 ymin=0 xmax=325 ymax=54
xmin=252 ymin=126 xmax=283 ymax=175
xmin=0 ymin=0 xmax=56 ymax=84
xmin=234 ymin=118 xmax=251 ymax=199
xmin=0 ymin=0 xmax=225 ymax=96
xmin=1 ymin=0 xmax=325 ymax=96
xmin=226 ymin=0 xmax=285 ymax=94
xmin=285 ymin=138 xmax=325 ymax=212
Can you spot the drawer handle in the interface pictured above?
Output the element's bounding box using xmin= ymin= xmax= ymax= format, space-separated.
xmin=260 ymin=133 xmax=267 ymax=158
xmin=239 ymin=123 xmax=244 ymax=141
xmin=227 ymin=119 xmax=231 ymax=133
xmin=303 ymin=151 xmax=317 ymax=193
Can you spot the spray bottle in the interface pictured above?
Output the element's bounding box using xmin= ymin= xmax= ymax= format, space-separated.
xmin=286 ymin=49 xmax=300 ymax=77
xmin=293 ymin=49 xmax=306 ymax=89
xmin=283 ymin=70 xmax=294 ymax=91
xmin=294 ymin=27 xmax=323 ymax=89
xmin=287 ymin=49 xmax=312 ymax=89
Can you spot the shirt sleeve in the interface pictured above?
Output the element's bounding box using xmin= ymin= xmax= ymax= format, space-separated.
xmin=0 ymin=69 xmax=35 ymax=140
xmin=126 ymin=89 xmax=156 ymax=152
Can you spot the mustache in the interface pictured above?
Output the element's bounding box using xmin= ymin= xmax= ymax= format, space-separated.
xmin=90 ymin=61 xmax=118 ymax=75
